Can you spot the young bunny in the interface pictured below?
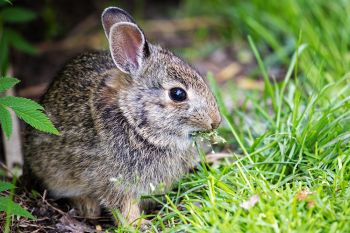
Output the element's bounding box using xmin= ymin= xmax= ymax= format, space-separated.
xmin=24 ymin=7 xmax=221 ymax=224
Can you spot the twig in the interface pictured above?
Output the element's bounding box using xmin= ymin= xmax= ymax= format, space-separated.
xmin=0 ymin=162 xmax=15 ymax=177
xmin=40 ymin=190 xmax=66 ymax=216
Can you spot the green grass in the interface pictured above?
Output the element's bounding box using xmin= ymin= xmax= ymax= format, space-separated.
xmin=111 ymin=1 xmax=350 ymax=232
xmin=179 ymin=0 xmax=350 ymax=83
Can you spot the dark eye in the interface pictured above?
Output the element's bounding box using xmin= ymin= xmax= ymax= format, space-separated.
xmin=169 ymin=87 xmax=187 ymax=102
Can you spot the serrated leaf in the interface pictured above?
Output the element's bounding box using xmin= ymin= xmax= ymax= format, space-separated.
xmin=0 ymin=96 xmax=59 ymax=136
xmin=0 ymin=77 xmax=20 ymax=93
xmin=0 ymin=96 xmax=44 ymax=111
xmin=6 ymin=29 xmax=37 ymax=55
xmin=12 ymin=108 xmax=59 ymax=135
xmin=0 ymin=181 xmax=14 ymax=192
xmin=0 ymin=104 xmax=12 ymax=138
xmin=0 ymin=7 xmax=36 ymax=23
xmin=0 ymin=196 xmax=35 ymax=219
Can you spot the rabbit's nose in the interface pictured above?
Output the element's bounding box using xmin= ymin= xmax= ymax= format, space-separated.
xmin=210 ymin=114 xmax=221 ymax=129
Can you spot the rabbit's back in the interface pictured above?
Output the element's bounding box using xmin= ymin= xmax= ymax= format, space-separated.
xmin=24 ymin=51 xmax=115 ymax=196
xmin=41 ymin=51 xmax=114 ymax=128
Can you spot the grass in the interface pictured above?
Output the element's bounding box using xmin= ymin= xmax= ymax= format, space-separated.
xmin=179 ymin=0 xmax=350 ymax=82
xmin=113 ymin=0 xmax=350 ymax=232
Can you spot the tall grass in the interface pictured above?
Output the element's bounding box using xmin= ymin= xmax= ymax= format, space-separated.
xmin=180 ymin=0 xmax=350 ymax=84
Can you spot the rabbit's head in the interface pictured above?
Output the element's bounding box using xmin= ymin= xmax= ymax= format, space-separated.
xmin=101 ymin=7 xmax=221 ymax=150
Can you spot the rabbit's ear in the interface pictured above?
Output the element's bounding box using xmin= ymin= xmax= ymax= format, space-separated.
xmin=108 ymin=22 xmax=147 ymax=74
xmin=102 ymin=7 xmax=136 ymax=38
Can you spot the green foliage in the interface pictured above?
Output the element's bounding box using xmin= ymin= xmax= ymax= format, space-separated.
xmin=0 ymin=2 xmax=58 ymax=139
xmin=0 ymin=77 xmax=59 ymax=138
xmin=180 ymin=0 xmax=350 ymax=83
xmin=1 ymin=179 xmax=35 ymax=233
xmin=0 ymin=2 xmax=57 ymax=231
xmin=0 ymin=104 xmax=12 ymax=138
xmin=5 ymin=29 xmax=38 ymax=55
xmin=0 ymin=196 xmax=35 ymax=220
xmin=0 ymin=7 xmax=36 ymax=23
xmin=0 ymin=77 xmax=19 ymax=93
xmin=0 ymin=3 xmax=37 ymax=75
xmin=0 ymin=181 xmax=14 ymax=192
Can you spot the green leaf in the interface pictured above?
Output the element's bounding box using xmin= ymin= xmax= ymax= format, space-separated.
xmin=12 ymin=108 xmax=59 ymax=135
xmin=248 ymin=35 xmax=277 ymax=111
xmin=0 ymin=77 xmax=20 ymax=93
xmin=0 ymin=104 xmax=12 ymax=138
xmin=0 ymin=196 xmax=36 ymax=219
xmin=0 ymin=7 xmax=36 ymax=23
xmin=0 ymin=181 xmax=14 ymax=192
xmin=6 ymin=29 xmax=37 ymax=55
xmin=0 ymin=96 xmax=44 ymax=111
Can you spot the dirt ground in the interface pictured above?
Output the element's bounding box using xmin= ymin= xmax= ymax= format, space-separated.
xmin=0 ymin=182 xmax=115 ymax=232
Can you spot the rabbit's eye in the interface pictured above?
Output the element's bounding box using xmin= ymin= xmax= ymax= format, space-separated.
xmin=169 ymin=87 xmax=187 ymax=102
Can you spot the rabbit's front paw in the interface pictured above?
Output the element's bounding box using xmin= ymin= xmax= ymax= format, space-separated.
xmin=71 ymin=196 xmax=101 ymax=218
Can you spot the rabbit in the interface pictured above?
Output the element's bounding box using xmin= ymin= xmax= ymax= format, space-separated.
xmin=24 ymin=7 xmax=221 ymax=224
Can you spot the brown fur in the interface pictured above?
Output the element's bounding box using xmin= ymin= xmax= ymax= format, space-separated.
xmin=24 ymin=7 xmax=221 ymax=224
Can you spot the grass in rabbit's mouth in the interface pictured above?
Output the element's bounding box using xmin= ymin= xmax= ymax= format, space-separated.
xmin=190 ymin=130 xmax=226 ymax=144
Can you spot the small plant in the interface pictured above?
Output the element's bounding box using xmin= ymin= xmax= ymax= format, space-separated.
xmin=0 ymin=0 xmax=58 ymax=137
xmin=0 ymin=179 xmax=35 ymax=233
xmin=0 ymin=0 xmax=58 ymax=232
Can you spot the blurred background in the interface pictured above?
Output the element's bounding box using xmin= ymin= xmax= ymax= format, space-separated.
xmin=3 ymin=0 xmax=348 ymax=100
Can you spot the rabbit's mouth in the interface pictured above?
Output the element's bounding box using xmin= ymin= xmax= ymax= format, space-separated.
xmin=189 ymin=130 xmax=226 ymax=144
xmin=189 ymin=130 xmax=213 ymax=139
